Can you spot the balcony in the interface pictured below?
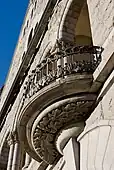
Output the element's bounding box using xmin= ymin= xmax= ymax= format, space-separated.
xmin=19 ymin=40 xmax=103 ymax=165
xmin=23 ymin=41 xmax=103 ymax=103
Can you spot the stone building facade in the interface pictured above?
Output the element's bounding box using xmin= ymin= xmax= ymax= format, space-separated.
xmin=0 ymin=0 xmax=114 ymax=169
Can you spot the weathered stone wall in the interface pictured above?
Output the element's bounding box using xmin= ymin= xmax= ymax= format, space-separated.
xmin=78 ymin=120 xmax=114 ymax=170
xmin=78 ymin=71 xmax=114 ymax=170
xmin=87 ymin=0 xmax=114 ymax=46
xmin=85 ymin=0 xmax=114 ymax=127
xmin=29 ymin=0 xmax=77 ymax=70
xmin=85 ymin=70 xmax=114 ymax=129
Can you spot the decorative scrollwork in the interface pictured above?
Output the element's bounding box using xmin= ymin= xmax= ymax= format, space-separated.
xmin=32 ymin=97 xmax=95 ymax=164
xmin=23 ymin=40 xmax=103 ymax=103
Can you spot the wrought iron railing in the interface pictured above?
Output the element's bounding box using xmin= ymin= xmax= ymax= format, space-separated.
xmin=23 ymin=42 xmax=103 ymax=102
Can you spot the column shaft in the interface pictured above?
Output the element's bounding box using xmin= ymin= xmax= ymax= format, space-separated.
xmin=7 ymin=144 xmax=14 ymax=170
xmin=11 ymin=142 xmax=24 ymax=170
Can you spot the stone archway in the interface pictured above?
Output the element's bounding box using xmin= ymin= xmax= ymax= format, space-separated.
xmin=59 ymin=0 xmax=92 ymax=45
xmin=75 ymin=2 xmax=92 ymax=45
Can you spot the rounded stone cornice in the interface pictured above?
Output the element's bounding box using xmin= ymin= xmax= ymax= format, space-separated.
xmin=19 ymin=74 xmax=94 ymax=127
xmin=31 ymin=94 xmax=96 ymax=164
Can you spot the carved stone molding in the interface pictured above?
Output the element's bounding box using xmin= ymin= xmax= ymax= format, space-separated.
xmin=7 ymin=131 xmax=19 ymax=146
xmin=7 ymin=133 xmax=14 ymax=146
xmin=31 ymin=94 xmax=96 ymax=164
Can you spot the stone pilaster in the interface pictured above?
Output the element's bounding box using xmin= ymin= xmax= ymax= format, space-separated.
xmin=7 ymin=133 xmax=15 ymax=170
xmin=7 ymin=131 xmax=24 ymax=170
xmin=78 ymin=120 xmax=114 ymax=170
xmin=31 ymin=95 xmax=96 ymax=164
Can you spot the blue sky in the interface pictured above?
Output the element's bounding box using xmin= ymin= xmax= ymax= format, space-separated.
xmin=0 ymin=0 xmax=29 ymax=88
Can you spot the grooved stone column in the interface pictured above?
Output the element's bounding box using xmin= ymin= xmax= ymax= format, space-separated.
xmin=78 ymin=120 xmax=114 ymax=170
xmin=12 ymin=142 xmax=21 ymax=170
xmin=63 ymin=138 xmax=80 ymax=170
xmin=7 ymin=138 xmax=14 ymax=170
xmin=7 ymin=131 xmax=24 ymax=170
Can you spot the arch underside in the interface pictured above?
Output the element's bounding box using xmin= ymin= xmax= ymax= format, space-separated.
xmin=59 ymin=0 xmax=92 ymax=45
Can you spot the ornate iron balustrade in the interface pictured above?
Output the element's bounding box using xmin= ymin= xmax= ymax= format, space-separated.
xmin=23 ymin=41 xmax=103 ymax=102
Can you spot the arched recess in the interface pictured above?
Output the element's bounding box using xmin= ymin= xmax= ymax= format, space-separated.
xmin=0 ymin=137 xmax=10 ymax=170
xmin=59 ymin=0 xmax=92 ymax=45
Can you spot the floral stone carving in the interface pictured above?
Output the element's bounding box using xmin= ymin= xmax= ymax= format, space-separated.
xmin=31 ymin=95 xmax=96 ymax=164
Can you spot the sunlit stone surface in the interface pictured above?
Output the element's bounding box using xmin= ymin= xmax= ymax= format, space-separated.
xmin=0 ymin=0 xmax=114 ymax=169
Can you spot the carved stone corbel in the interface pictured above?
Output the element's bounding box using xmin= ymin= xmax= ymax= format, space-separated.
xmin=31 ymin=94 xmax=96 ymax=164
